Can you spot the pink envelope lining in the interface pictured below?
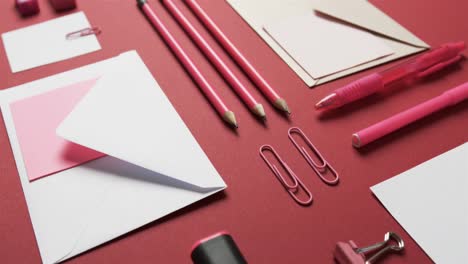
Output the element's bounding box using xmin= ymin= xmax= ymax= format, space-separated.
xmin=10 ymin=78 xmax=105 ymax=181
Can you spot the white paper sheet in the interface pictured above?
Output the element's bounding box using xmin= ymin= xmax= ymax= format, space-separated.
xmin=264 ymin=12 xmax=394 ymax=78
xmin=2 ymin=12 xmax=101 ymax=73
xmin=0 ymin=51 xmax=226 ymax=264
xmin=371 ymin=143 xmax=468 ymax=264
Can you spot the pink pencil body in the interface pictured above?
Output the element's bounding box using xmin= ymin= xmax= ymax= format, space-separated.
xmin=138 ymin=0 xmax=237 ymax=127
xmin=353 ymin=82 xmax=468 ymax=148
xmin=184 ymin=0 xmax=290 ymax=114
xmin=162 ymin=0 xmax=264 ymax=118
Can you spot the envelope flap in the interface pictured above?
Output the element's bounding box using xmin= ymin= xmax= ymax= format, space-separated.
xmin=57 ymin=51 xmax=225 ymax=189
xmin=313 ymin=0 xmax=429 ymax=48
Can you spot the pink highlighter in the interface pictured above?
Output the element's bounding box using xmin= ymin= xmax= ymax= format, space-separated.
xmin=352 ymin=82 xmax=468 ymax=148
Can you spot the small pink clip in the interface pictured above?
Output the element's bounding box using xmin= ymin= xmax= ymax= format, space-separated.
xmin=288 ymin=127 xmax=339 ymax=185
xmin=334 ymin=232 xmax=404 ymax=264
xmin=66 ymin=27 xmax=101 ymax=40
xmin=259 ymin=145 xmax=313 ymax=206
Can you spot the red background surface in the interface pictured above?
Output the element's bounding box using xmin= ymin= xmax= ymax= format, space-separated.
xmin=0 ymin=0 xmax=467 ymax=263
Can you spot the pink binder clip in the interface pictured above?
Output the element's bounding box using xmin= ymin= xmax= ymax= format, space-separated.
xmin=288 ymin=127 xmax=339 ymax=185
xmin=259 ymin=145 xmax=313 ymax=206
xmin=334 ymin=232 xmax=404 ymax=264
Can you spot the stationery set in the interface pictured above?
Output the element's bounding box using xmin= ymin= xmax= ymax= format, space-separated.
xmin=0 ymin=0 xmax=466 ymax=263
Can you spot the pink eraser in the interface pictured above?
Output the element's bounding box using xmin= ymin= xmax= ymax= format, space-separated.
xmin=16 ymin=0 xmax=40 ymax=16
xmin=49 ymin=0 xmax=76 ymax=11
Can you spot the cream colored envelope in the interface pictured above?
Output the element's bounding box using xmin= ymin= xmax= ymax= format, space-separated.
xmin=227 ymin=0 xmax=430 ymax=87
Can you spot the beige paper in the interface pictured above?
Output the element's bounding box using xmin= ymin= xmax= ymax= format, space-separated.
xmin=264 ymin=12 xmax=394 ymax=78
xmin=227 ymin=0 xmax=429 ymax=87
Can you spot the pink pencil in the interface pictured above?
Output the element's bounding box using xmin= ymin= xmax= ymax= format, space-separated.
xmin=184 ymin=0 xmax=290 ymax=114
xmin=162 ymin=0 xmax=265 ymax=119
xmin=353 ymin=82 xmax=468 ymax=148
xmin=137 ymin=0 xmax=238 ymax=128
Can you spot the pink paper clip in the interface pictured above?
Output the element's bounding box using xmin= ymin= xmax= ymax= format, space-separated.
xmin=334 ymin=232 xmax=404 ymax=264
xmin=288 ymin=127 xmax=339 ymax=185
xmin=66 ymin=27 xmax=101 ymax=40
xmin=259 ymin=145 xmax=313 ymax=206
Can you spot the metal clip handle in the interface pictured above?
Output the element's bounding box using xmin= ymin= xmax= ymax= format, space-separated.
xmin=355 ymin=232 xmax=405 ymax=264
xmin=417 ymin=54 xmax=464 ymax=78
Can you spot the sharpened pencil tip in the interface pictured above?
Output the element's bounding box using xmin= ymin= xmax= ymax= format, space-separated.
xmin=252 ymin=104 xmax=266 ymax=119
xmin=223 ymin=111 xmax=238 ymax=128
xmin=274 ymin=98 xmax=290 ymax=114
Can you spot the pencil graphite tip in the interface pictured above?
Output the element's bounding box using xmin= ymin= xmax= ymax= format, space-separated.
xmin=315 ymin=93 xmax=338 ymax=110
xmin=274 ymin=98 xmax=290 ymax=114
xmin=223 ymin=111 xmax=238 ymax=128
xmin=252 ymin=104 xmax=266 ymax=119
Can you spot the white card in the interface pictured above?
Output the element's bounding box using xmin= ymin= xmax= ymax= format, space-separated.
xmin=371 ymin=143 xmax=468 ymax=264
xmin=2 ymin=12 xmax=101 ymax=73
xmin=264 ymin=12 xmax=394 ymax=78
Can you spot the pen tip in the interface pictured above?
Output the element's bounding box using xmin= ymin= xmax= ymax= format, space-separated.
xmin=315 ymin=93 xmax=337 ymax=111
xmin=315 ymin=101 xmax=324 ymax=110
xmin=274 ymin=98 xmax=290 ymax=114
xmin=223 ymin=111 xmax=238 ymax=128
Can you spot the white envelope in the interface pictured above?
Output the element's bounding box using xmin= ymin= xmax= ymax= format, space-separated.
xmin=0 ymin=51 xmax=226 ymax=264
xmin=227 ymin=0 xmax=430 ymax=87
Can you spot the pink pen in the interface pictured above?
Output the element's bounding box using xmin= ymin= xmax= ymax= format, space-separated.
xmin=316 ymin=42 xmax=466 ymax=110
xmin=352 ymin=82 xmax=468 ymax=148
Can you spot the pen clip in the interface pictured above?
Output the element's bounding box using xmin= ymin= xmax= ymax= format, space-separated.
xmin=417 ymin=54 xmax=464 ymax=78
